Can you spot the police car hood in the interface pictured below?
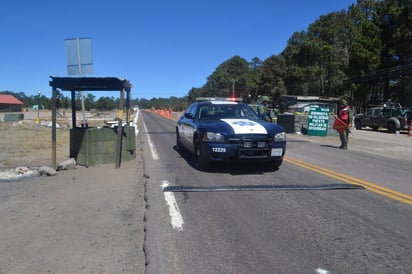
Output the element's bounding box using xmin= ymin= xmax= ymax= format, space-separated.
xmin=201 ymin=118 xmax=283 ymax=135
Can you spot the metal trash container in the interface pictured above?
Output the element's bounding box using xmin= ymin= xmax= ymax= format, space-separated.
xmin=4 ymin=113 xmax=24 ymax=122
xmin=70 ymin=126 xmax=136 ymax=167
xmin=277 ymin=114 xmax=295 ymax=133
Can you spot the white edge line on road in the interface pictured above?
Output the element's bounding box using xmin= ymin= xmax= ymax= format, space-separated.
xmin=162 ymin=181 xmax=184 ymax=231
xmin=316 ymin=268 xmax=329 ymax=274
xmin=142 ymin=117 xmax=159 ymax=160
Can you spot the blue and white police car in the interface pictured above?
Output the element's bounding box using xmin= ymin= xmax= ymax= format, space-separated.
xmin=176 ymin=97 xmax=286 ymax=170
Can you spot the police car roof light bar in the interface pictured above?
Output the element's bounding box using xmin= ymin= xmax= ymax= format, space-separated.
xmin=196 ymin=97 xmax=243 ymax=102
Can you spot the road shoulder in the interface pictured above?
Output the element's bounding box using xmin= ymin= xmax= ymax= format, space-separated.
xmin=0 ymin=155 xmax=146 ymax=273
xmin=287 ymin=130 xmax=412 ymax=161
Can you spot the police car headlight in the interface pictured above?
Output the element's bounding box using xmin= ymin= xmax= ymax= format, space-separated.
xmin=205 ymin=132 xmax=224 ymax=142
xmin=274 ymin=132 xmax=286 ymax=142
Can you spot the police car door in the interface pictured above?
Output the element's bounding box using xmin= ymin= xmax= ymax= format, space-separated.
xmin=185 ymin=103 xmax=198 ymax=151
xmin=181 ymin=103 xmax=196 ymax=148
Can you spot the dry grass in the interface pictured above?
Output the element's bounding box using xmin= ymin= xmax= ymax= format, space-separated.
xmin=0 ymin=110 xmax=117 ymax=169
xmin=0 ymin=121 xmax=70 ymax=169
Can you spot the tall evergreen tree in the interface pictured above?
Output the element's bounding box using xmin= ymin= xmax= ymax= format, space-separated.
xmin=376 ymin=0 xmax=412 ymax=106
xmin=260 ymin=55 xmax=287 ymax=103
xmin=347 ymin=0 xmax=383 ymax=109
xmin=203 ymin=55 xmax=249 ymax=98
xmin=244 ymin=57 xmax=263 ymax=102
xmin=307 ymin=11 xmax=351 ymax=97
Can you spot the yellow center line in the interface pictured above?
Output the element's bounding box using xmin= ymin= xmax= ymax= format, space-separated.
xmin=285 ymin=156 xmax=412 ymax=206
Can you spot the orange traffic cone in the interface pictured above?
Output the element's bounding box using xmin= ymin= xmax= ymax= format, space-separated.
xmin=409 ymin=123 xmax=412 ymax=137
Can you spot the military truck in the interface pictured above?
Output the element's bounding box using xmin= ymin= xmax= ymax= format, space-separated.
xmin=354 ymin=104 xmax=410 ymax=133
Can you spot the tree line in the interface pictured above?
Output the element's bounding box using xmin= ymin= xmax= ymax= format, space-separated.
xmin=0 ymin=89 xmax=186 ymax=112
xmin=0 ymin=90 xmax=127 ymax=111
xmin=185 ymin=0 xmax=411 ymax=113
xmin=2 ymin=0 xmax=411 ymax=113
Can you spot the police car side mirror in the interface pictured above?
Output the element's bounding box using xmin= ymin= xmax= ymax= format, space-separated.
xmin=184 ymin=113 xmax=194 ymax=119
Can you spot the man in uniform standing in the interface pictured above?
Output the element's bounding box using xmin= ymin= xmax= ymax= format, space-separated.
xmin=335 ymin=99 xmax=353 ymax=150
xmin=257 ymin=96 xmax=272 ymax=122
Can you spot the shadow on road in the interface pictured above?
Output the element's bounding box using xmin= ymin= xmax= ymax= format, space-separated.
xmin=173 ymin=145 xmax=280 ymax=175
xmin=320 ymin=144 xmax=341 ymax=149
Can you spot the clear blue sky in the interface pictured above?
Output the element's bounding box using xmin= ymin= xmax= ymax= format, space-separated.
xmin=1 ymin=0 xmax=356 ymax=100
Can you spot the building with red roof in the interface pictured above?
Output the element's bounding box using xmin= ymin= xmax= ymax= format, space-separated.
xmin=0 ymin=94 xmax=24 ymax=112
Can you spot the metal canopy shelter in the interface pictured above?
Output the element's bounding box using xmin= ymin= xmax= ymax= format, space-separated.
xmin=49 ymin=76 xmax=132 ymax=169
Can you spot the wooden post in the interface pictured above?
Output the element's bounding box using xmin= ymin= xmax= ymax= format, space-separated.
xmin=71 ymin=90 xmax=76 ymax=128
xmin=115 ymin=88 xmax=125 ymax=168
xmin=51 ymin=87 xmax=57 ymax=169
xmin=126 ymin=89 xmax=130 ymax=124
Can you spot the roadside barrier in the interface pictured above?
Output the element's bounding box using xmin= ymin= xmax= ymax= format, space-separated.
xmin=152 ymin=108 xmax=183 ymax=121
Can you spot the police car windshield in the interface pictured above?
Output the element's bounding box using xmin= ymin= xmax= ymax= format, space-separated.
xmin=198 ymin=103 xmax=259 ymax=120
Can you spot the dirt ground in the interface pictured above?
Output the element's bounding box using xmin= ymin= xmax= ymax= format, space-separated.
xmin=0 ymin=111 xmax=146 ymax=273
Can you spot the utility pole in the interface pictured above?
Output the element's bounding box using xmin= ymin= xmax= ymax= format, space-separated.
xmin=230 ymin=78 xmax=239 ymax=97
xmin=36 ymin=91 xmax=41 ymax=123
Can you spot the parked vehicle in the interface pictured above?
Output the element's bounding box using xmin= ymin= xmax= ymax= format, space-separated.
xmin=176 ymin=97 xmax=286 ymax=170
xmin=354 ymin=104 xmax=410 ymax=133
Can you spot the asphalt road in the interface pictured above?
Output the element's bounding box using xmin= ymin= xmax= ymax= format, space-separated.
xmin=140 ymin=110 xmax=412 ymax=274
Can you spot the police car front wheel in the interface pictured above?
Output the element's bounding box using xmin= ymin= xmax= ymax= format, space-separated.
xmin=194 ymin=137 xmax=210 ymax=171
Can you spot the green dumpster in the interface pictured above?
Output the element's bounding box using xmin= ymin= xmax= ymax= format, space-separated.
xmin=70 ymin=126 xmax=136 ymax=167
